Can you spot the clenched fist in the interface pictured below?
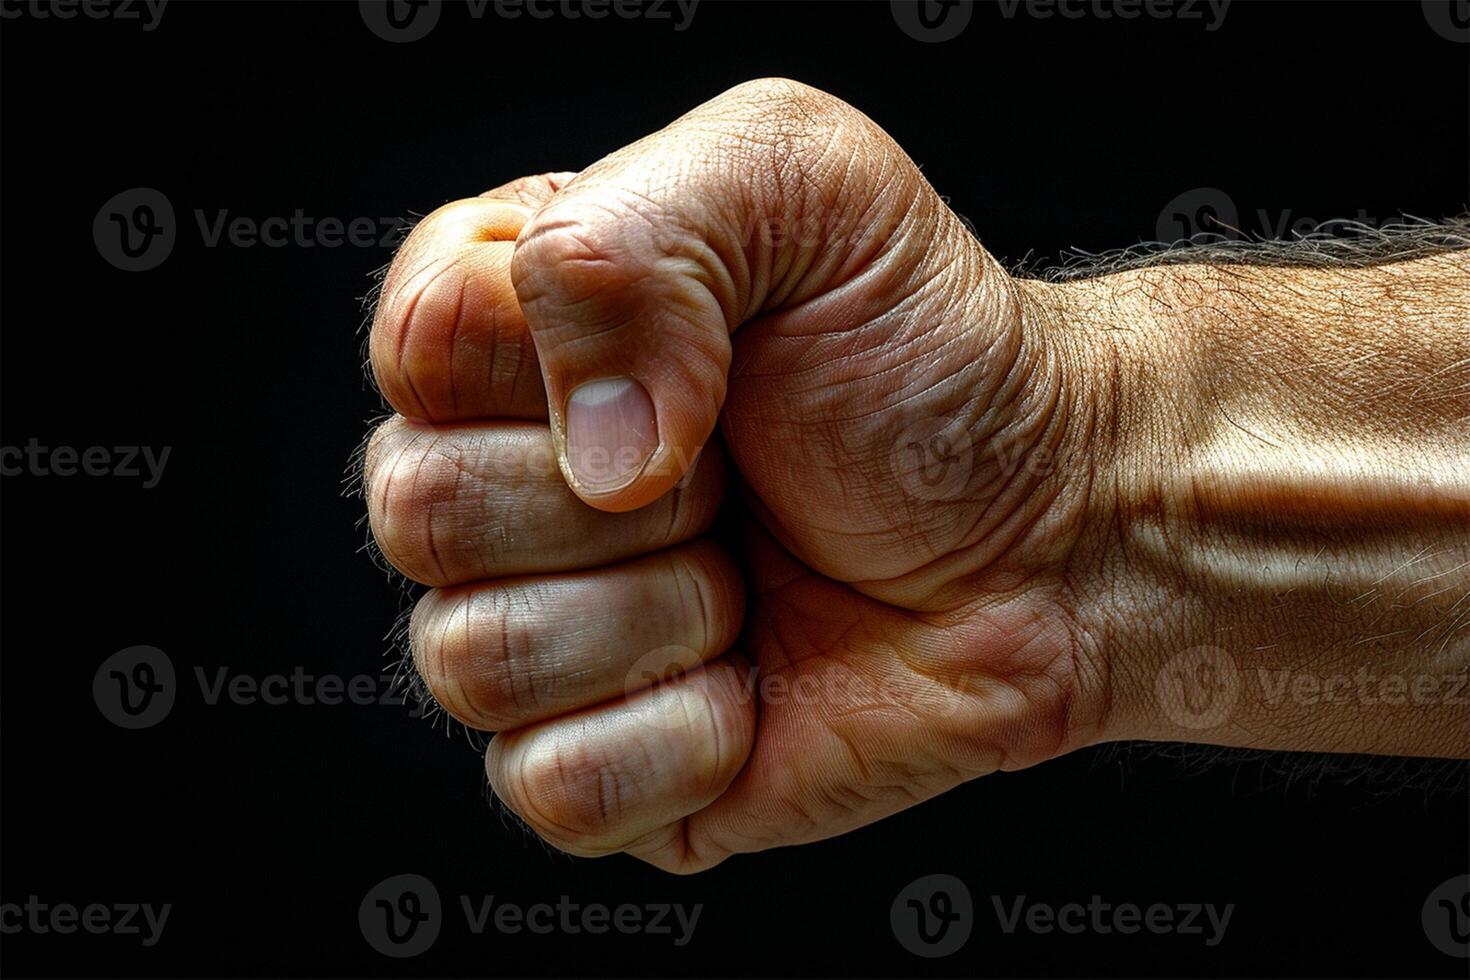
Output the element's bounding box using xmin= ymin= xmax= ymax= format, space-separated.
xmin=364 ymin=79 xmax=1470 ymax=872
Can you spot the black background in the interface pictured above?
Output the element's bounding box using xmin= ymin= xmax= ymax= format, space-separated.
xmin=2 ymin=1 xmax=1468 ymax=977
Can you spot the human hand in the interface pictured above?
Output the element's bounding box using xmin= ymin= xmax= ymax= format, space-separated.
xmin=364 ymin=79 xmax=1469 ymax=872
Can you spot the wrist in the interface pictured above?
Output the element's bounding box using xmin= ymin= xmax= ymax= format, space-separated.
xmin=1017 ymin=258 xmax=1470 ymax=757
xmin=1011 ymin=272 xmax=1173 ymax=752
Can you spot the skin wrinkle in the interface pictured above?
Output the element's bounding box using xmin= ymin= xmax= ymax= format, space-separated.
xmin=664 ymin=479 xmax=686 ymax=545
xmin=465 ymin=592 xmax=508 ymax=726
xmin=446 ymin=275 xmax=467 ymax=418
xmin=742 ymin=111 xmax=903 ymax=316
xmin=413 ymin=593 xmax=464 ymax=727
xmin=869 ymin=348 xmax=1070 ymax=600
xmin=762 ymin=264 xmax=998 ymax=424
xmin=389 ymin=253 xmax=462 ymax=419
xmin=372 ymin=429 xmax=430 ymax=577
xmin=736 ymin=297 xmax=928 ymax=387
xmin=682 ymin=552 xmax=714 ymax=658
xmin=771 ymin=148 xmax=901 ymax=312
xmin=699 ymin=683 xmax=726 ymax=800
xmin=483 ymin=277 xmax=502 ymax=412
xmin=434 ymin=438 xmax=473 ymax=582
xmin=511 ymin=739 xmax=588 ymax=850
xmin=726 ymin=264 xmax=1047 ymax=590
xmin=500 ymin=589 xmax=534 ymax=718
xmin=461 ymin=592 xmax=475 ymax=721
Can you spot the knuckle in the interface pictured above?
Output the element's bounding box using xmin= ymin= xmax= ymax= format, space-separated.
xmin=512 ymin=203 xmax=656 ymax=320
xmin=371 ymin=199 xmax=527 ymax=419
xmin=480 ymin=171 xmax=574 ymax=208
xmin=412 ymin=588 xmax=543 ymax=731
xmin=370 ymin=247 xmax=472 ymax=419
xmin=512 ymin=739 xmax=633 ymax=849
xmin=699 ymin=543 xmax=747 ymax=648
xmin=720 ymin=77 xmax=842 ymax=121
xmin=408 ymin=591 xmax=482 ymax=727
xmin=671 ymin=546 xmax=725 ymax=655
xmin=362 ymin=417 xmax=411 ymax=543
xmin=363 ymin=422 xmax=460 ymax=586
xmin=716 ymin=77 xmax=853 ymax=160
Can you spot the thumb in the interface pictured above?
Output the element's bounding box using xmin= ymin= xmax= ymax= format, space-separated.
xmin=510 ymin=77 xmax=931 ymax=512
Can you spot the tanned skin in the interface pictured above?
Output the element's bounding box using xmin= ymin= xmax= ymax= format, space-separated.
xmin=362 ymin=79 xmax=1470 ymax=873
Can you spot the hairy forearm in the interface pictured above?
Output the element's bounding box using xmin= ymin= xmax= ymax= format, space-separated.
xmin=1024 ymin=247 xmax=1470 ymax=759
